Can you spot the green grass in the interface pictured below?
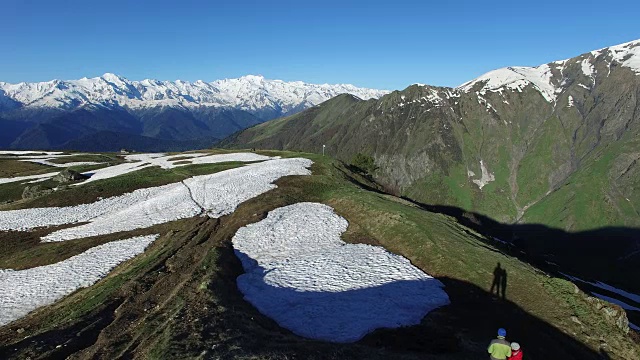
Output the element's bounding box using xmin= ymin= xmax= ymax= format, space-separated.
xmin=0 ymin=159 xmax=53 ymax=177
xmin=523 ymin=143 xmax=630 ymax=231
xmin=516 ymin=116 xmax=564 ymax=207
xmin=47 ymin=153 xmax=124 ymax=165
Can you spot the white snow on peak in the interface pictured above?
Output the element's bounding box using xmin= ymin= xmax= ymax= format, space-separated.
xmin=591 ymin=39 xmax=640 ymax=74
xmin=232 ymin=203 xmax=449 ymax=343
xmin=457 ymin=39 xmax=640 ymax=102
xmin=0 ymin=234 xmax=158 ymax=326
xmin=458 ymin=64 xmax=560 ymax=102
xmin=0 ymin=74 xmax=389 ymax=114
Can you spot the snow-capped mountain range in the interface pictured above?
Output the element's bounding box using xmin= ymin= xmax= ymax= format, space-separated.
xmin=0 ymin=75 xmax=388 ymax=151
xmin=0 ymin=74 xmax=388 ymax=114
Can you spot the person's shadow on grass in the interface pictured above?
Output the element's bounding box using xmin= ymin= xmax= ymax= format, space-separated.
xmin=490 ymin=263 xmax=507 ymax=299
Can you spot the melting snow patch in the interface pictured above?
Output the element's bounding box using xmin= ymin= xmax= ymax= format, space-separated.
xmin=21 ymin=159 xmax=103 ymax=168
xmin=78 ymin=152 xmax=274 ymax=185
xmin=233 ymin=202 xmax=450 ymax=343
xmin=0 ymin=158 xmax=313 ymax=241
xmin=0 ymin=151 xmax=64 ymax=156
xmin=0 ymin=234 xmax=158 ymax=326
xmin=568 ymin=95 xmax=575 ymax=107
xmin=471 ymin=160 xmax=495 ymax=190
xmin=0 ymin=172 xmax=60 ymax=185
xmin=581 ymin=59 xmax=595 ymax=79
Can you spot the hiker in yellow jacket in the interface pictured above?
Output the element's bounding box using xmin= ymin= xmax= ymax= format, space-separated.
xmin=488 ymin=328 xmax=512 ymax=360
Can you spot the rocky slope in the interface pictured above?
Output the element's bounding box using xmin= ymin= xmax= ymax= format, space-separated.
xmin=0 ymin=75 xmax=388 ymax=150
xmin=223 ymin=40 xmax=640 ymax=293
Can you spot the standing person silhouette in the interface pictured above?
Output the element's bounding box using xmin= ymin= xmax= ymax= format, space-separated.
xmin=490 ymin=263 xmax=503 ymax=297
xmin=501 ymin=267 xmax=508 ymax=300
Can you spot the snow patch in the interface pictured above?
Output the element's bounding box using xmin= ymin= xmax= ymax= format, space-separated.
xmin=0 ymin=234 xmax=158 ymax=326
xmin=21 ymin=158 xmax=103 ymax=168
xmin=78 ymin=152 xmax=274 ymax=185
xmin=471 ymin=160 xmax=495 ymax=190
xmin=567 ymin=95 xmax=574 ymax=107
xmin=581 ymin=59 xmax=595 ymax=79
xmin=0 ymin=172 xmax=60 ymax=185
xmin=233 ymin=203 xmax=450 ymax=343
xmin=0 ymin=151 xmax=64 ymax=156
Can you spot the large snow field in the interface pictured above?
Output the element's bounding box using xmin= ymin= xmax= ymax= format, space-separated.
xmin=0 ymin=234 xmax=158 ymax=326
xmin=0 ymin=158 xmax=313 ymax=242
xmin=233 ymin=202 xmax=450 ymax=343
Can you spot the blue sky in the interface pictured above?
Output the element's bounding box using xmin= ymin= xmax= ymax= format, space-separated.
xmin=3 ymin=0 xmax=640 ymax=90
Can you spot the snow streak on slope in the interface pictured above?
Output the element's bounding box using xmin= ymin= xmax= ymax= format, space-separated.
xmin=0 ymin=172 xmax=60 ymax=185
xmin=233 ymin=202 xmax=450 ymax=343
xmin=0 ymin=158 xmax=313 ymax=241
xmin=0 ymin=74 xmax=389 ymax=113
xmin=0 ymin=234 xmax=158 ymax=326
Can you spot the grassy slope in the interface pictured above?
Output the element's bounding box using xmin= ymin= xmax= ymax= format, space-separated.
xmin=0 ymin=151 xmax=637 ymax=359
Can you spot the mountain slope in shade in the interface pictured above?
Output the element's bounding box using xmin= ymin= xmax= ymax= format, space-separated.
xmin=223 ymin=39 xmax=640 ymax=294
xmin=0 ymin=75 xmax=389 ymax=151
